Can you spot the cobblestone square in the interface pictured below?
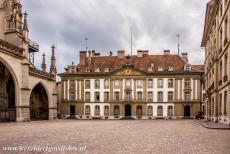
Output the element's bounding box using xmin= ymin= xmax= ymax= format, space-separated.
xmin=0 ymin=120 xmax=229 ymax=154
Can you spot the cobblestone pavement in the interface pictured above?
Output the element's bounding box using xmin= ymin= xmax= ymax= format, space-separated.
xmin=195 ymin=120 xmax=230 ymax=129
xmin=0 ymin=120 xmax=230 ymax=154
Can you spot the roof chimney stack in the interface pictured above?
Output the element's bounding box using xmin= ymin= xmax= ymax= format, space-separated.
xmin=164 ymin=50 xmax=170 ymax=55
xmin=118 ymin=50 xmax=125 ymax=58
xmin=181 ymin=52 xmax=188 ymax=63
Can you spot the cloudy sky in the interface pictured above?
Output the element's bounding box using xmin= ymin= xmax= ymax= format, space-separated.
xmin=22 ymin=0 xmax=208 ymax=74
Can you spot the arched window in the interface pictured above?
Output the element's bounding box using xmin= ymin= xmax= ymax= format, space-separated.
xmin=147 ymin=106 xmax=153 ymax=116
xmin=95 ymin=105 xmax=100 ymax=116
xmin=104 ymin=106 xmax=109 ymax=116
xmin=85 ymin=105 xmax=90 ymax=115
xmin=136 ymin=105 xmax=142 ymax=116
xmin=157 ymin=106 xmax=163 ymax=116
xmin=114 ymin=105 xmax=120 ymax=116
xmin=167 ymin=106 xmax=173 ymax=116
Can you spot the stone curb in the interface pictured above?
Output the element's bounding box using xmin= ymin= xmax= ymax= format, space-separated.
xmin=194 ymin=120 xmax=230 ymax=130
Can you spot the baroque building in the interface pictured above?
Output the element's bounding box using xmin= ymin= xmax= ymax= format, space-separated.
xmin=201 ymin=0 xmax=230 ymax=125
xmin=59 ymin=50 xmax=204 ymax=119
xmin=0 ymin=0 xmax=57 ymax=122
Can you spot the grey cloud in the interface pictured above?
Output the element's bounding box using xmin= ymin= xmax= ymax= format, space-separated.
xmin=22 ymin=0 xmax=208 ymax=75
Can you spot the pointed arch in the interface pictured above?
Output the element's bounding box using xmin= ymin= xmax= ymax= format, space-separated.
xmin=29 ymin=82 xmax=49 ymax=120
xmin=0 ymin=56 xmax=19 ymax=122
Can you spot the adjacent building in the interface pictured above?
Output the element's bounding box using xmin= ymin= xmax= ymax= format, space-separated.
xmin=201 ymin=0 xmax=230 ymax=124
xmin=59 ymin=50 xmax=204 ymax=119
xmin=0 ymin=0 xmax=57 ymax=122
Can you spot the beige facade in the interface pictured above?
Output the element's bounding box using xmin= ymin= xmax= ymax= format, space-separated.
xmin=0 ymin=0 xmax=57 ymax=122
xmin=59 ymin=50 xmax=204 ymax=119
xmin=201 ymin=0 xmax=230 ymax=124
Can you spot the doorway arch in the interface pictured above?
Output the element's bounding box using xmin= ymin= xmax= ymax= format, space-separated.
xmin=125 ymin=104 xmax=131 ymax=116
xmin=30 ymin=83 xmax=49 ymax=120
xmin=184 ymin=105 xmax=190 ymax=117
xmin=0 ymin=60 xmax=17 ymax=122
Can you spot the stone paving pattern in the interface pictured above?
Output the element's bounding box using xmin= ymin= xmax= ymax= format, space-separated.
xmin=196 ymin=120 xmax=230 ymax=129
xmin=0 ymin=120 xmax=230 ymax=154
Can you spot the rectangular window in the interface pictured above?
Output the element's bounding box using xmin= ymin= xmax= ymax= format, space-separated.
xmin=224 ymin=91 xmax=227 ymax=114
xmin=85 ymin=92 xmax=90 ymax=101
xmin=158 ymin=91 xmax=163 ymax=102
xmin=185 ymin=91 xmax=191 ymax=101
xmin=95 ymin=106 xmax=100 ymax=116
xmin=114 ymin=80 xmax=120 ymax=89
xmin=224 ymin=54 xmax=228 ymax=77
xmin=104 ymin=92 xmax=109 ymax=101
xmin=168 ymin=79 xmax=173 ymax=88
xmin=157 ymin=79 xmax=163 ymax=88
xmin=85 ymin=80 xmax=90 ymax=89
xmin=137 ymin=80 xmax=143 ymax=88
xmin=224 ymin=17 xmax=228 ymax=44
xmin=114 ymin=92 xmax=120 ymax=101
xmin=95 ymin=80 xmax=100 ymax=89
xmin=70 ymin=80 xmax=75 ymax=89
xmin=69 ymin=92 xmax=75 ymax=100
xmin=104 ymin=80 xmax=109 ymax=89
xmin=168 ymin=91 xmax=173 ymax=101
xmin=125 ymin=92 xmax=131 ymax=100
xmin=125 ymin=79 xmax=131 ymax=89
xmin=184 ymin=79 xmax=191 ymax=88
xmin=148 ymin=79 xmax=153 ymax=88
xmin=148 ymin=92 xmax=153 ymax=101
xmin=95 ymin=92 xmax=100 ymax=102
xmin=137 ymin=92 xmax=142 ymax=101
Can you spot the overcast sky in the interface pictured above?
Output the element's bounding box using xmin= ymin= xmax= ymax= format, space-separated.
xmin=22 ymin=0 xmax=208 ymax=74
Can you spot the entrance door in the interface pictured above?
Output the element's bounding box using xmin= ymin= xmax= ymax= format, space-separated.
xmin=125 ymin=104 xmax=131 ymax=116
xmin=184 ymin=105 xmax=190 ymax=117
xmin=70 ymin=105 xmax=75 ymax=116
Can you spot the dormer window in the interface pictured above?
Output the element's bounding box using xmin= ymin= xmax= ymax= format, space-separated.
xmin=95 ymin=68 xmax=101 ymax=72
xmin=168 ymin=67 xmax=174 ymax=71
xmin=148 ymin=67 xmax=153 ymax=72
xmin=184 ymin=65 xmax=191 ymax=71
xmin=158 ymin=67 xmax=164 ymax=71
xmin=86 ymin=68 xmax=90 ymax=72
xmin=104 ymin=68 xmax=110 ymax=72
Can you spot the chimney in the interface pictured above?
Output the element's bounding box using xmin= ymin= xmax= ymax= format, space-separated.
xmin=92 ymin=50 xmax=95 ymax=57
xmin=137 ymin=50 xmax=143 ymax=57
xmin=142 ymin=50 xmax=149 ymax=56
xmin=80 ymin=51 xmax=87 ymax=65
xmin=118 ymin=50 xmax=125 ymax=58
xmin=181 ymin=52 xmax=188 ymax=63
xmin=164 ymin=50 xmax=170 ymax=55
xmin=109 ymin=51 xmax=113 ymax=56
